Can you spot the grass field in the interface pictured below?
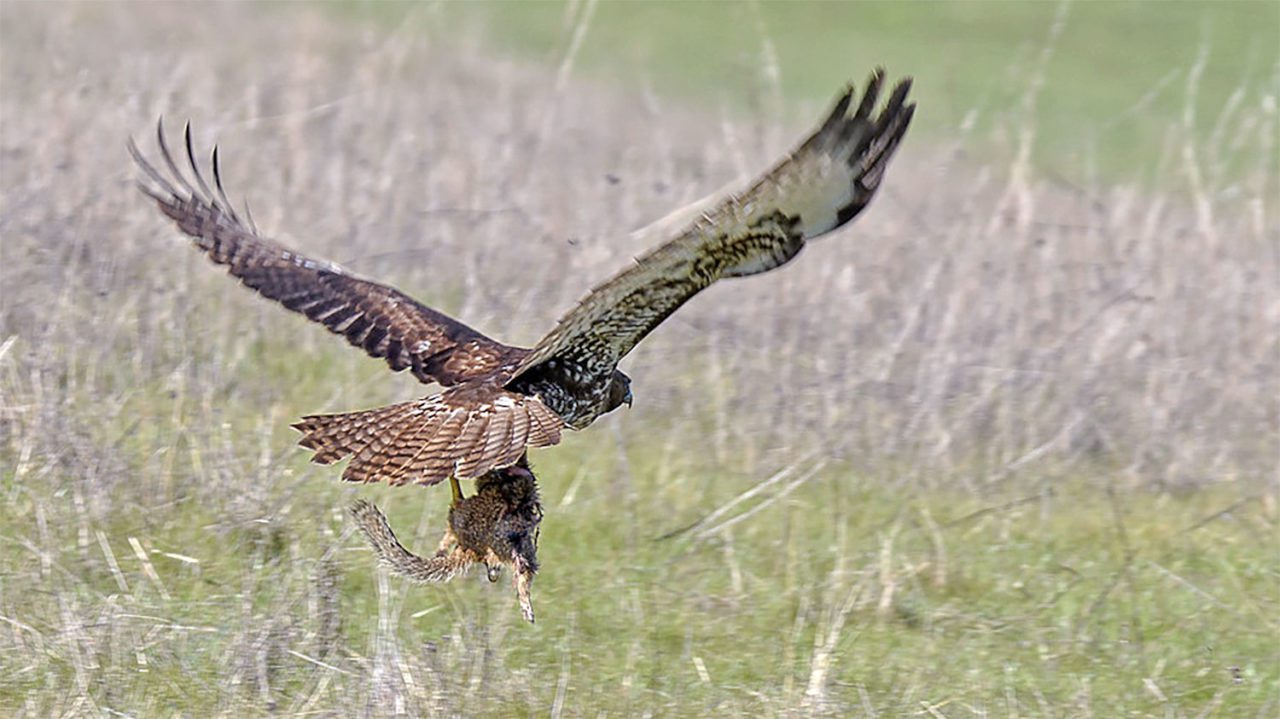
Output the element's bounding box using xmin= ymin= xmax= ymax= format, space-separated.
xmin=345 ymin=0 xmax=1279 ymax=184
xmin=1 ymin=2 xmax=1277 ymax=717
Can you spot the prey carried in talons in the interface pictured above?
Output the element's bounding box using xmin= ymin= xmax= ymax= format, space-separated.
xmin=350 ymin=459 xmax=543 ymax=623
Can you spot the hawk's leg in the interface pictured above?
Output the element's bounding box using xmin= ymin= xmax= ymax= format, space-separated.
xmin=434 ymin=524 xmax=459 ymax=557
xmin=449 ymin=476 xmax=464 ymax=505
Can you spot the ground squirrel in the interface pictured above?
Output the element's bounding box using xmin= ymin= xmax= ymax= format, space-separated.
xmin=350 ymin=463 xmax=542 ymax=623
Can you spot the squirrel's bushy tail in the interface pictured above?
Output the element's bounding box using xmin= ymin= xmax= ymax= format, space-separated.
xmin=349 ymin=499 xmax=470 ymax=583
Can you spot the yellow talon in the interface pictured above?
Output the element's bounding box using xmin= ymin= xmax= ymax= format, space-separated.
xmin=450 ymin=476 xmax=464 ymax=505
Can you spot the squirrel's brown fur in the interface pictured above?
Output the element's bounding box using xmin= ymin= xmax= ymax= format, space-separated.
xmin=349 ymin=463 xmax=543 ymax=622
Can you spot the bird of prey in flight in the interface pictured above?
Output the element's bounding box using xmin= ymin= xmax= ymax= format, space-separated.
xmin=132 ymin=68 xmax=913 ymax=619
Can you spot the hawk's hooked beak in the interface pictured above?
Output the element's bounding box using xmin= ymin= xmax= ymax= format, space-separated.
xmin=623 ymin=388 xmax=633 ymax=408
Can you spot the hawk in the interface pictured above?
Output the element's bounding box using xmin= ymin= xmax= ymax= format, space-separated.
xmin=132 ymin=68 xmax=913 ymax=574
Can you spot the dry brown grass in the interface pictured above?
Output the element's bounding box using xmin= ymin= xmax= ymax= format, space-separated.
xmin=1 ymin=3 xmax=1276 ymax=717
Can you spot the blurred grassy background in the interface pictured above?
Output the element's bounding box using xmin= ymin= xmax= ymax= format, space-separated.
xmin=345 ymin=0 xmax=1279 ymax=184
xmin=2 ymin=1 xmax=1277 ymax=717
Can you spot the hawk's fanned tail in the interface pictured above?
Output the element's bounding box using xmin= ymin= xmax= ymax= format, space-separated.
xmin=291 ymin=399 xmax=421 ymax=465
xmin=291 ymin=388 xmax=565 ymax=487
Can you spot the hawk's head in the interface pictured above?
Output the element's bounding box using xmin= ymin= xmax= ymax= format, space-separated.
xmin=606 ymin=370 xmax=633 ymax=413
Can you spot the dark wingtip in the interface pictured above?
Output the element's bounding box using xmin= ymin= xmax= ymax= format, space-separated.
xmin=210 ymin=144 xmax=241 ymax=221
xmin=154 ymin=115 xmax=197 ymax=196
xmin=155 ymin=115 xmax=167 ymax=155
xmin=887 ymin=77 xmax=912 ymax=107
xmin=135 ymin=180 xmax=165 ymax=203
xmin=837 ymin=83 xmax=856 ymax=110
xmin=894 ymin=77 xmax=914 ymax=102
xmin=129 ymin=128 xmax=182 ymax=198
xmin=818 ymin=84 xmax=856 ymax=137
xmin=184 ymin=122 xmax=217 ymax=202
xmin=895 ymin=103 xmax=917 ymax=145
xmin=873 ymin=77 xmax=914 ymax=135
xmin=125 ymin=134 xmax=146 ymax=170
xmin=854 ymin=68 xmax=886 ymax=119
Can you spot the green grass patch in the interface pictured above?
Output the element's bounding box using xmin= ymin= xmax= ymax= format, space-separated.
xmin=5 ymin=321 xmax=1273 ymax=713
xmin=336 ymin=0 xmax=1278 ymax=185
xmin=5 ymin=439 xmax=1275 ymax=714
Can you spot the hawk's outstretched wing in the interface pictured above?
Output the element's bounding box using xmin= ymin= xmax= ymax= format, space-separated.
xmin=292 ymin=383 xmax=565 ymax=486
xmin=512 ymin=69 xmax=913 ymax=382
xmin=130 ymin=123 xmax=527 ymax=387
